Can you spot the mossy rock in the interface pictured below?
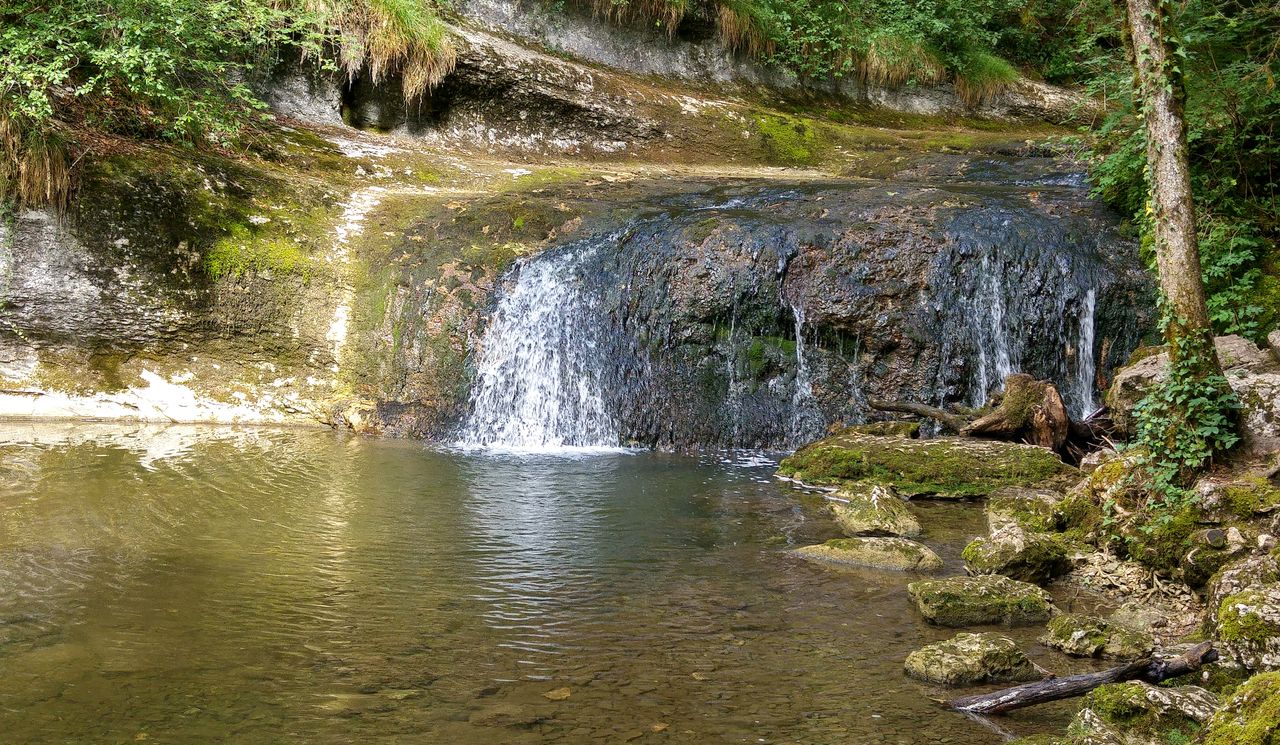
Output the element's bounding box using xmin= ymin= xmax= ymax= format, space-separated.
xmin=903 ymin=632 xmax=1041 ymax=686
xmin=962 ymin=526 xmax=1073 ymax=584
xmin=829 ymin=482 xmax=921 ymax=537
xmin=1040 ymin=614 xmax=1153 ymax=660
xmin=1207 ymin=553 xmax=1280 ymax=626
xmin=1199 ymin=671 xmax=1280 ymax=745
xmin=907 ymin=575 xmax=1055 ymax=627
xmin=987 ymin=486 xmax=1064 ymax=533
xmin=779 ymin=432 xmax=1074 ymax=498
xmin=1216 ymin=584 xmax=1280 ymax=671
xmin=794 ymin=537 xmax=943 ymax=572
xmin=1080 ymin=681 xmax=1216 ymax=742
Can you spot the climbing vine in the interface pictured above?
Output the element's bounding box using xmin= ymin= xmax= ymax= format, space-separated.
xmin=1132 ymin=319 xmax=1240 ymax=506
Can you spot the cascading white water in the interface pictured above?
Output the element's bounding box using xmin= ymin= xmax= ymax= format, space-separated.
xmin=789 ymin=302 xmax=824 ymax=443
xmin=972 ymin=256 xmax=1018 ymax=405
xmin=456 ymin=243 xmax=619 ymax=451
xmin=1074 ymin=289 xmax=1098 ymax=418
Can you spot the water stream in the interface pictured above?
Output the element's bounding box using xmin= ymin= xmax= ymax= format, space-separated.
xmin=0 ymin=423 xmax=1095 ymax=744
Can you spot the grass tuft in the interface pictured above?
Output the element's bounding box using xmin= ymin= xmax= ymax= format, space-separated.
xmin=0 ymin=111 xmax=72 ymax=211
xmin=954 ymin=51 xmax=1019 ymax=105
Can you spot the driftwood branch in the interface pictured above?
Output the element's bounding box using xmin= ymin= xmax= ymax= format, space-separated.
xmin=946 ymin=642 xmax=1218 ymax=715
xmin=866 ymin=398 xmax=967 ymax=433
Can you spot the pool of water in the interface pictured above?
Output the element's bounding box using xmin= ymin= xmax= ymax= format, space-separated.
xmin=0 ymin=423 xmax=1090 ymax=744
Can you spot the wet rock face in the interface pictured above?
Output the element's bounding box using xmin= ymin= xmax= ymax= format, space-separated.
xmin=452 ymin=175 xmax=1151 ymax=449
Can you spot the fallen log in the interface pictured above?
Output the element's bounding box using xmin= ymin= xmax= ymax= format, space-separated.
xmin=946 ymin=642 xmax=1218 ymax=715
xmin=866 ymin=398 xmax=967 ymax=433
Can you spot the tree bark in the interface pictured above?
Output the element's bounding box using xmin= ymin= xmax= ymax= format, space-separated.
xmin=1122 ymin=0 xmax=1220 ymax=370
xmin=961 ymin=374 xmax=1070 ymax=451
xmin=946 ymin=642 xmax=1218 ymax=715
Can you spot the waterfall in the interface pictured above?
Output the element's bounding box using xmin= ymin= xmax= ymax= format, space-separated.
xmin=1074 ymin=289 xmax=1098 ymax=418
xmin=972 ymin=256 xmax=1018 ymax=405
xmin=456 ymin=240 xmax=619 ymax=451
xmin=789 ymin=302 xmax=823 ymax=443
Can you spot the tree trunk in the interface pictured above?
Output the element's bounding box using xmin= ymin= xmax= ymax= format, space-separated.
xmin=961 ymin=374 xmax=1070 ymax=451
xmin=1122 ymin=0 xmax=1220 ymax=370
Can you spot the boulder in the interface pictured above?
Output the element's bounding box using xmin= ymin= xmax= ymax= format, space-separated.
xmin=1215 ymin=583 xmax=1280 ymax=671
xmin=962 ymin=525 xmax=1073 ymax=583
xmin=794 ymin=537 xmax=943 ymax=572
xmin=907 ymin=575 xmax=1055 ymax=627
xmin=1269 ymin=330 xmax=1280 ymax=362
xmin=903 ymin=632 xmax=1041 ymax=686
xmin=986 ymin=486 xmax=1064 ymax=533
xmin=1074 ymin=682 xmax=1219 ymax=745
xmin=1205 ymin=552 xmax=1280 ymax=626
xmin=1039 ymin=613 xmax=1153 ymax=660
xmin=1106 ymin=334 xmax=1280 ymax=454
xmin=1199 ymin=671 xmax=1280 ymax=745
xmin=778 ymin=431 xmax=1074 ymax=498
xmin=828 ymin=483 xmax=921 ymax=537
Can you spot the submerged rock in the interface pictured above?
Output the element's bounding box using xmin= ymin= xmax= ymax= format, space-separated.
xmin=1199 ymin=671 xmax=1280 ymax=745
xmin=903 ymin=632 xmax=1040 ymax=686
xmin=828 ymin=483 xmax=921 ymax=537
xmin=779 ymin=432 xmax=1074 ymax=498
xmin=1039 ymin=613 xmax=1153 ymax=660
xmin=907 ymin=575 xmax=1055 ymax=627
xmin=962 ymin=525 xmax=1073 ymax=584
xmin=1216 ymin=584 xmax=1280 ymax=671
xmin=794 ymin=537 xmax=943 ymax=572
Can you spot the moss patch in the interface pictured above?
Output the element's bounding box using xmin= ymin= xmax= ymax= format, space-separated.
xmin=907 ymin=575 xmax=1054 ymax=627
xmin=1200 ymin=672 xmax=1280 ymax=745
xmin=779 ymin=431 xmax=1072 ymax=497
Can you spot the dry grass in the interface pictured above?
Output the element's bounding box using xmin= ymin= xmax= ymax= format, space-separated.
xmin=582 ymin=0 xmax=688 ymax=35
xmin=0 ymin=112 xmax=72 ymax=210
xmin=716 ymin=1 xmax=775 ymax=57
xmin=860 ymin=35 xmax=946 ymax=88
xmin=311 ymin=0 xmax=457 ymax=102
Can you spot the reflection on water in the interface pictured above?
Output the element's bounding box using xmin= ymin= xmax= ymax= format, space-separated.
xmin=0 ymin=424 xmax=1079 ymax=743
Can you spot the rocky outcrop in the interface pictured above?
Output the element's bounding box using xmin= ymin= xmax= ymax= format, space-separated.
xmin=907 ymin=575 xmax=1055 ymax=627
xmin=452 ymin=0 xmax=1098 ymax=124
xmin=903 ymin=632 xmax=1041 ymax=685
xmin=780 ymin=432 xmax=1075 ymax=497
xmin=794 ymin=537 xmax=943 ymax=572
xmin=828 ymin=483 xmax=921 ymax=537
xmin=1107 ymin=334 xmax=1280 ymax=454
xmin=1040 ymin=614 xmax=1153 ymax=660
